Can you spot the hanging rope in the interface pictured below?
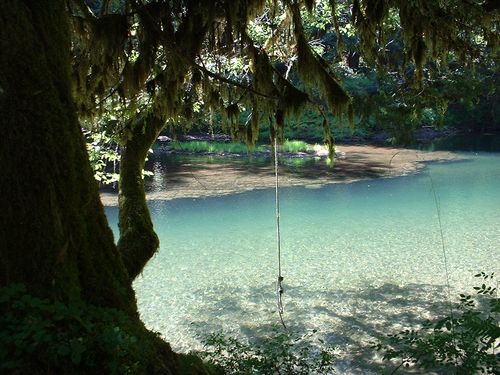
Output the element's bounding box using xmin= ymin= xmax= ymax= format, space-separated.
xmin=274 ymin=136 xmax=286 ymax=329
xmin=390 ymin=151 xmax=457 ymax=370
xmin=427 ymin=169 xmax=460 ymax=369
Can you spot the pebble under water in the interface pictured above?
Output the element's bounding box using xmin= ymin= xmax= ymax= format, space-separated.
xmin=105 ymin=152 xmax=500 ymax=373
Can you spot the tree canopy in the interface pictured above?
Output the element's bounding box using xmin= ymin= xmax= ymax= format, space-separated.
xmin=72 ymin=0 xmax=498 ymax=140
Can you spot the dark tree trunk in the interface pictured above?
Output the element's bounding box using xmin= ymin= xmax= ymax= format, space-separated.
xmin=116 ymin=9 xmax=211 ymax=280
xmin=0 ymin=2 xmax=210 ymax=373
xmin=0 ymin=0 xmax=134 ymax=314
xmin=118 ymin=114 xmax=164 ymax=280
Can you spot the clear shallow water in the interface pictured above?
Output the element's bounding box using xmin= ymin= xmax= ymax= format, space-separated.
xmin=105 ymin=152 xmax=500 ymax=372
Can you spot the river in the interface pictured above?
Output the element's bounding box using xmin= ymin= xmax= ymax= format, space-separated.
xmin=104 ymin=137 xmax=500 ymax=373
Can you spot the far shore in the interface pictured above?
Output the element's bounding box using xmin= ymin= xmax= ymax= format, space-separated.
xmin=100 ymin=144 xmax=460 ymax=206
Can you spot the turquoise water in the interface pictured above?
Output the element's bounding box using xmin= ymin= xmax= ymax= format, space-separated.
xmin=105 ymin=152 xmax=499 ymax=372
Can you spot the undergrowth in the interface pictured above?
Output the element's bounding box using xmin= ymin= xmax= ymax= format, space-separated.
xmin=374 ymin=272 xmax=500 ymax=374
xmin=169 ymin=141 xmax=266 ymax=154
xmin=195 ymin=328 xmax=336 ymax=374
xmin=168 ymin=140 xmax=317 ymax=154
xmin=0 ymin=284 xmax=166 ymax=375
xmin=280 ymin=140 xmax=310 ymax=153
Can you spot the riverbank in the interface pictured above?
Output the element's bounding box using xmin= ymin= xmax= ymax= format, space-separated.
xmin=100 ymin=145 xmax=459 ymax=206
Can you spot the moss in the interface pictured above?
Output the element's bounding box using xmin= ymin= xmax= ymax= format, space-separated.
xmin=291 ymin=2 xmax=351 ymax=117
xmin=284 ymin=1 xmax=351 ymax=151
xmin=0 ymin=284 xmax=184 ymax=375
xmin=117 ymin=111 xmax=165 ymax=279
xmin=0 ymin=0 xmax=136 ymax=315
xmin=0 ymin=4 xmax=215 ymax=372
xmin=247 ymin=39 xmax=279 ymax=99
xmin=276 ymin=74 xmax=310 ymax=119
xmin=328 ymin=0 xmax=343 ymax=51
xmin=303 ymin=0 xmax=315 ymax=13
xmin=413 ymin=36 xmax=427 ymax=82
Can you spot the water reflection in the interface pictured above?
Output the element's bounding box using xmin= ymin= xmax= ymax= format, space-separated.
xmin=105 ymin=151 xmax=500 ymax=374
xmin=422 ymin=133 xmax=500 ymax=152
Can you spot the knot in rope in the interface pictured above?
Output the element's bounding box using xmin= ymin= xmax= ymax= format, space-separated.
xmin=276 ymin=276 xmax=284 ymax=314
xmin=274 ymin=137 xmax=286 ymax=329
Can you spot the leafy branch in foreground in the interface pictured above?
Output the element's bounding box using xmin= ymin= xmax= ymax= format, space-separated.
xmin=195 ymin=328 xmax=336 ymax=375
xmin=84 ymin=129 xmax=120 ymax=185
xmin=374 ymin=272 xmax=500 ymax=374
xmin=84 ymin=128 xmax=154 ymax=185
xmin=0 ymin=284 xmax=163 ymax=375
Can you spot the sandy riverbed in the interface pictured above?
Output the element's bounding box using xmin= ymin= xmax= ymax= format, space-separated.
xmin=100 ymin=145 xmax=459 ymax=206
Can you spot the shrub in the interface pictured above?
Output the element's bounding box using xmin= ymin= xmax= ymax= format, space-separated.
xmin=169 ymin=141 xmax=267 ymax=154
xmin=281 ymin=140 xmax=310 ymax=153
xmin=195 ymin=328 xmax=336 ymax=374
xmin=0 ymin=284 xmax=162 ymax=374
xmin=374 ymin=272 xmax=500 ymax=374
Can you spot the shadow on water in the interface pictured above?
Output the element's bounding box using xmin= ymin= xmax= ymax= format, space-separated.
xmin=185 ymin=281 xmax=451 ymax=374
xmin=144 ymin=153 xmax=394 ymax=192
xmin=421 ymin=133 xmax=500 ymax=152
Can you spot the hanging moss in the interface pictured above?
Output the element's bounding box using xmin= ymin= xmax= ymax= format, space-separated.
xmin=303 ymin=0 xmax=315 ymax=14
xmin=250 ymin=108 xmax=260 ymax=145
xmin=413 ymin=36 xmax=427 ymax=83
xmin=275 ymin=74 xmax=309 ymax=119
xmin=364 ymin=0 xmax=387 ymax=26
xmin=223 ymin=102 xmax=241 ymax=138
xmin=296 ymin=28 xmax=351 ymax=115
xmin=70 ymin=11 xmax=130 ymax=117
xmin=92 ymin=14 xmax=128 ymax=58
xmin=322 ymin=118 xmax=335 ymax=161
xmin=348 ymin=0 xmax=498 ymax=88
xmin=289 ymin=2 xmax=351 ymax=120
xmin=247 ymin=40 xmax=279 ymax=99
xmin=328 ymin=0 xmax=343 ymax=51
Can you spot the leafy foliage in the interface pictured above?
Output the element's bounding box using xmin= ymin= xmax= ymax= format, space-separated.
xmin=69 ymin=0 xmax=498 ymax=154
xmin=280 ymin=140 xmax=310 ymax=153
xmin=84 ymin=128 xmax=120 ymax=184
xmin=0 ymin=284 xmax=163 ymax=375
xmin=196 ymin=328 xmax=336 ymax=375
xmin=169 ymin=140 xmax=267 ymax=154
xmin=374 ymin=272 xmax=500 ymax=374
xmin=167 ymin=139 xmax=312 ymax=154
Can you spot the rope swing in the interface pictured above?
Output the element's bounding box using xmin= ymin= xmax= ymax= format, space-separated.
xmin=274 ymin=137 xmax=286 ymax=329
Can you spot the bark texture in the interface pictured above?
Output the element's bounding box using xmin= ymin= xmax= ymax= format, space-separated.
xmin=0 ymin=0 xmax=135 ymax=314
xmin=0 ymin=3 xmax=203 ymax=374
xmin=117 ymin=8 xmax=211 ymax=280
xmin=118 ymin=114 xmax=164 ymax=280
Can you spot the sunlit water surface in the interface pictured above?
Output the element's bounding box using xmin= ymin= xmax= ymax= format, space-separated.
xmin=105 ymin=151 xmax=499 ymax=373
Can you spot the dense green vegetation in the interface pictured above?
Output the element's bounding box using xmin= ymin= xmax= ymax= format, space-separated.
xmin=169 ymin=141 xmax=267 ymax=154
xmin=197 ymin=330 xmax=336 ymax=374
xmin=375 ymin=272 xmax=499 ymax=374
xmin=0 ymin=285 xmax=163 ymax=374
xmin=166 ymin=139 xmax=312 ymax=154
xmin=158 ymin=0 xmax=499 ymax=145
xmin=1 ymin=0 xmax=498 ymax=373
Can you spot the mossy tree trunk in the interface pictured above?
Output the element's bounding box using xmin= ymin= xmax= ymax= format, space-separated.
xmin=0 ymin=0 xmax=134 ymax=314
xmin=118 ymin=115 xmax=165 ymax=280
xmin=117 ymin=10 xmax=210 ymax=280
xmin=0 ymin=2 xmax=198 ymax=373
